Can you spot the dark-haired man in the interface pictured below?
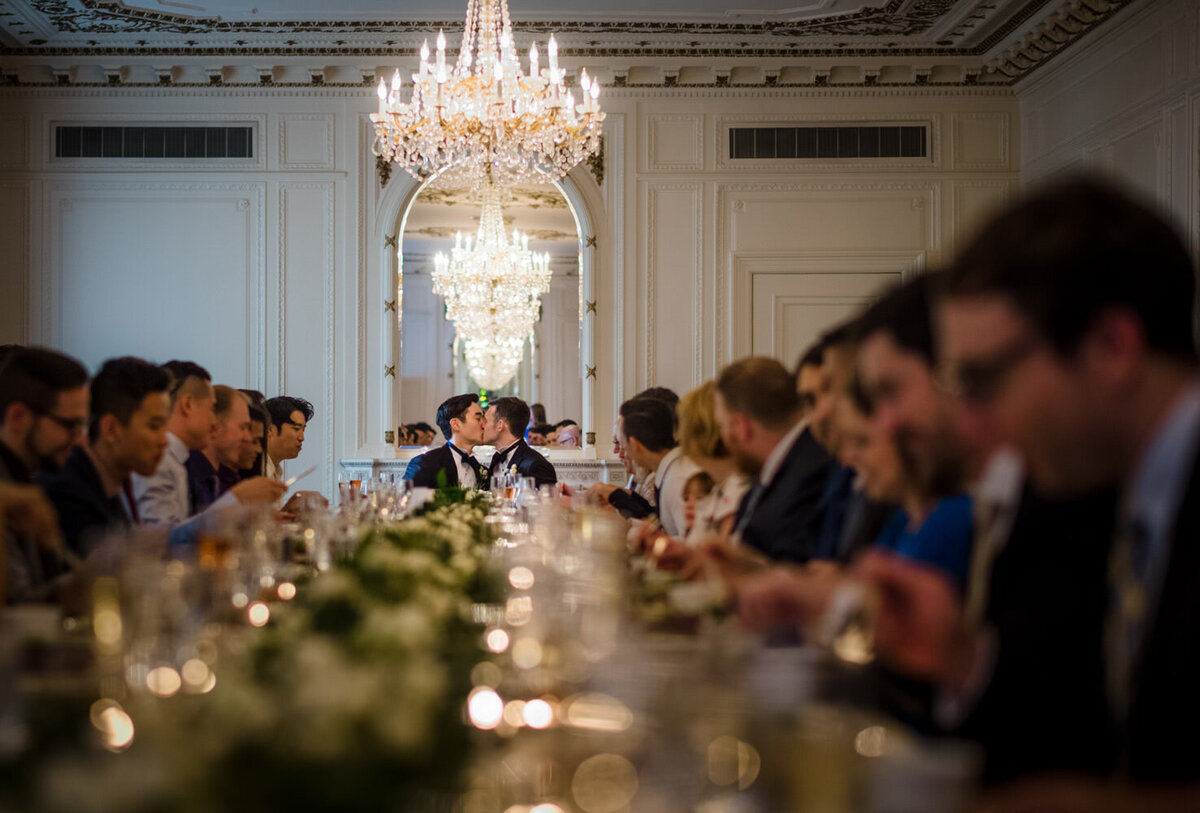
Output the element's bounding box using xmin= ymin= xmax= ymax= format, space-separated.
xmin=620 ymin=397 xmax=699 ymax=538
xmin=134 ymin=362 xmax=286 ymax=527
xmin=264 ymin=395 xmax=313 ymax=481
xmin=404 ymin=393 xmax=487 ymax=488
xmin=483 ymin=396 xmax=556 ymax=488
xmin=38 ymin=357 xmax=170 ymax=557
xmin=715 ymin=357 xmax=833 ymax=563
xmin=0 ymin=347 xmax=88 ymax=603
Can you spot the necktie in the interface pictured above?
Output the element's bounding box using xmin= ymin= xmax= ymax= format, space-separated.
xmin=1107 ymin=514 xmax=1151 ymax=723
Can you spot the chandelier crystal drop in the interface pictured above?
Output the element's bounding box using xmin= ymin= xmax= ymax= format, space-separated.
xmin=370 ymin=0 xmax=604 ymax=188
xmin=432 ymin=184 xmax=552 ymax=390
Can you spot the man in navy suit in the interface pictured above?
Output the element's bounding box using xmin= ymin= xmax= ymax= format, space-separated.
xmin=714 ymin=357 xmax=833 ymax=563
xmin=403 ymin=393 xmax=488 ymax=488
xmin=39 ymin=357 xmax=171 ymax=556
xmin=482 ymin=396 xmax=556 ymax=488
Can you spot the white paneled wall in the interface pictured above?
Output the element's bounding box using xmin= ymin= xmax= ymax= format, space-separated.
xmin=1017 ymin=0 xmax=1200 ymax=250
xmin=0 ymin=81 xmax=1019 ymax=485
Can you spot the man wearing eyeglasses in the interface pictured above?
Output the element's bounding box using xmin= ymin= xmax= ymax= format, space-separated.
xmin=0 ymin=346 xmax=88 ymax=603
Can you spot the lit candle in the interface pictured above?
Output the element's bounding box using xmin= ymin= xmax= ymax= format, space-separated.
xmin=376 ymin=78 xmax=387 ymax=116
xmin=420 ymin=39 xmax=430 ymax=75
xmin=547 ymin=34 xmax=558 ymax=79
xmin=529 ymin=44 xmax=538 ymax=79
xmin=580 ymin=68 xmax=590 ymax=93
xmin=436 ymin=29 xmax=446 ymax=72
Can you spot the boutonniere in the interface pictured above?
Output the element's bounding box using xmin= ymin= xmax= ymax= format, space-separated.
xmin=509 ymin=464 xmax=517 ymax=475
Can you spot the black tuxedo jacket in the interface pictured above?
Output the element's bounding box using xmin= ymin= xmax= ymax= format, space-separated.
xmin=734 ymin=426 xmax=833 ymax=563
xmin=1125 ymin=447 xmax=1200 ymax=784
xmin=37 ymin=446 xmax=133 ymax=558
xmin=489 ymin=440 xmax=556 ymax=488
xmin=957 ymin=484 xmax=1119 ymax=784
xmin=404 ymin=444 xmax=462 ymax=489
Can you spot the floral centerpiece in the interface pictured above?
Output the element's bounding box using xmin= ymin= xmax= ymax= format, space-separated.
xmin=17 ymin=489 xmax=502 ymax=813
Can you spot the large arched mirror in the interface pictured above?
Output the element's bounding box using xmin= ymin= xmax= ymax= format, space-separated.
xmin=394 ymin=180 xmax=585 ymax=448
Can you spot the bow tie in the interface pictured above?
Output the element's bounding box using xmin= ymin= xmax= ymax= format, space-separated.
xmin=450 ymin=445 xmax=488 ymax=487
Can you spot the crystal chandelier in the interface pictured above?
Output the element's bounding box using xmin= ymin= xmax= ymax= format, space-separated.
xmin=433 ymin=184 xmax=552 ymax=389
xmin=370 ymin=0 xmax=604 ymax=188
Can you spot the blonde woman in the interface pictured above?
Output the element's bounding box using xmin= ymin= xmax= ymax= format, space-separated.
xmin=677 ymin=381 xmax=750 ymax=544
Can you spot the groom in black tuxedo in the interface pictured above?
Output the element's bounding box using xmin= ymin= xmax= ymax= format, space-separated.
xmin=483 ymin=396 xmax=556 ymax=488
xmin=403 ymin=393 xmax=489 ymax=488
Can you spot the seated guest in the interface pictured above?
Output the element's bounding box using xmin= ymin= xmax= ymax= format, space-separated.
xmin=829 ymin=377 xmax=904 ymax=562
xmin=404 ymin=393 xmax=487 ymax=488
xmin=857 ymin=276 xmax=973 ymax=587
xmin=238 ymin=389 xmax=268 ymax=479
xmin=528 ymin=424 xmax=553 ymax=447
xmin=240 ymin=397 xmax=268 ymax=480
xmin=620 ymin=396 xmax=701 ymax=538
xmin=808 ymin=322 xmax=862 ymax=559
xmin=483 ymin=396 xmax=556 ymax=487
xmin=677 ymin=381 xmax=750 ymax=543
xmin=413 ymin=422 xmax=437 ymax=446
xmin=132 ymin=360 xmax=216 ymax=525
xmin=589 ymin=417 xmax=656 ymax=520
xmin=714 ymin=357 xmax=833 ymax=562
xmin=134 ymin=362 xmax=286 ymax=528
xmin=635 ymin=387 xmax=681 ymax=427
xmin=682 ymin=471 xmax=714 ymax=538
xmin=38 ymin=357 xmax=170 ymax=557
xmin=0 ymin=347 xmax=88 ymax=603
xmin=556 ymin=424 xmax=581 ymax=448
xmin=930 ymin=177 xmax=1200 ymax=796
xmin=188 ymin=386 xmax=253 ymax=512
xmin=264 ymin=395 xmax=313 ymax=481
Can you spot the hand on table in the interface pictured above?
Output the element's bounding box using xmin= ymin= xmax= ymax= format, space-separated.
xmin=230 ymin=476 xmax=289 ymax=505
xmin=586 ymin=481 xmax=620 ymax=503
xmin=0 ymin=482 xmax=63 ymax=553
xmin=854 ymin=550 xmax=973 ymax=683
xmin=735 ymin=564 xmax=838 ymax=632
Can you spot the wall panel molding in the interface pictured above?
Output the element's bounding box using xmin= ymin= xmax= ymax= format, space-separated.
xmin=277 ymin=180 xmax=337 ymax=494
xmin=278 ymin=113 xmax=335 ymax=170
xmin=0 ymin=115 xmax=30 ymax=170
xmin=0 ymin=182 xmax=30 ymax=344
xmin=716 ymin=180 xmax=940 ymax=366
xmin=42 ymin=180 xmax=265 ymax=380
xmin=644 ymin=181 xmax=702 ymax=389
xmin=643 ymin=112 xmax=704 ymax=173
xmin=951 ymin=112 xmax=1011 ymax=170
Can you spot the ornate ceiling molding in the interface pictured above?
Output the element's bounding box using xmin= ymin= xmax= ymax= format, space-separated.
xmin=0 ymin=0 xmax=1140 ymax=86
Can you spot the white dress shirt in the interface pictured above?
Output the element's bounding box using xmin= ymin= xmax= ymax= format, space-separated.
xmin=132 ymin=431 xmax=237 ymax=528
xmin=449 ymin=443 xmax=479 ymax=489
xmin=654 ymin=446 xmax=702 ymax=539
xmin=266 ymin=455 xmax=283 ymax=481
